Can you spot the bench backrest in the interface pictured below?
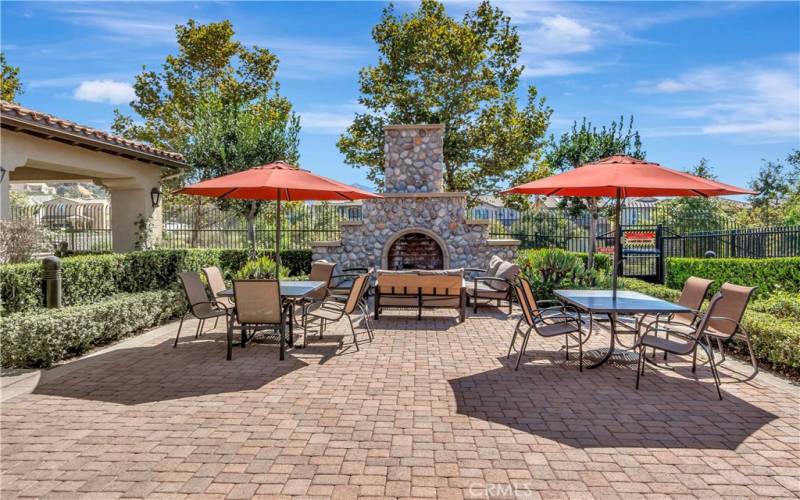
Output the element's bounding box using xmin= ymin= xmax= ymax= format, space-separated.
xmin=377 ymin=270 xmax=463 ymax=296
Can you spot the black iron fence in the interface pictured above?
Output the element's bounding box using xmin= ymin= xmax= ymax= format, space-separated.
xmin=11 ymin=203 xmax=112 ymax=252
xmin=161 ymin=202 xmax=362 ymax=250
xmin=475 ymin=207 xmax=800 ymax=282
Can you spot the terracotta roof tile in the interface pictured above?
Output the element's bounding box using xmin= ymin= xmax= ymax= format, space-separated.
xmin=1 ymin=100 xmax=184 ymax=164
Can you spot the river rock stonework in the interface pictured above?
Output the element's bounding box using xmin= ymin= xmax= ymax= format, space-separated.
xmin=384 ymin=124 xmax=444 ymax=193
xmin=312 ymin=124 xmax=519 ymax=270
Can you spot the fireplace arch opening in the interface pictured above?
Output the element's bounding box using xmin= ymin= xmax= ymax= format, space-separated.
xmin=383 ymin=229 xmax=448 ymax=270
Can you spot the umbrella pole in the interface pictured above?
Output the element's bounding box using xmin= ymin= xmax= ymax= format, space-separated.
xmin=612 ymin=190 xmax=622 ymax=300
xmin=275 ymin=192 xmax=282 ymax=279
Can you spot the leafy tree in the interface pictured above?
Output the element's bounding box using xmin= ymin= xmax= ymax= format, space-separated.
xmin=542 ymin=116 xmax=644 ymax=269
xmin=337 ymin=0 xmax=551 ymax=199
xmin=660 ymin=159 xmax=738 ymax=232
xmin=747 ymin=157 xmax=791 ymax=226
xmin=184 ymin=92 xmax=300 ymax=253
xmin=782 ymin=150 xmax=800 ymax=225
xmin=112 ymin=19 xmax=290 ymax=189
xmin=1 ymin=52 xmax=23 ymax=102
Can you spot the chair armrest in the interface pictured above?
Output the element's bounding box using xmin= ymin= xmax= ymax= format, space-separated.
xmin=320 ymin=301 xmax=345 ymax=311
xmin=330 ymin=274 xmax=361 ymax=287
xmin=473 ymin=276 xmax=512 ymax=286
xmin=463 ymin=268 xmax=486 ymax=277
xmin=536 ymin=299 xmax=564 ymax=307
xmin=705 ymin=316 xmax=744 ymax=336
xmin=537 ymin=313 xmax=582 ymax=329
xmin=190 ymin=300 xmax=229 ymax=315
xmin=342 ymin=267 xmax=370 ymax=274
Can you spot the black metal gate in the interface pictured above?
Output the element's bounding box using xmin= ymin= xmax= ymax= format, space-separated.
xmin=599 ymin=225 xmax=664 ymax=283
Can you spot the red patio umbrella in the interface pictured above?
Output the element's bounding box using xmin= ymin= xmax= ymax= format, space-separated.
xmin=502 ymin=155 xmax=755 ymax=298
xmin=176 ymin=161 xmax=381 ymax=276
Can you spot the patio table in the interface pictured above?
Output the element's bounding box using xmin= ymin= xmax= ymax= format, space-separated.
xmin=554 ymin=289 xmax=690 ymax=369
xmin=217 ymin=280 xmax=326 ymax=359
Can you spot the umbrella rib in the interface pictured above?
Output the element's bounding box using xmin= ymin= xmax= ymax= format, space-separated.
xmin=690 ymin=189 xmax=709 ymax=198
xmin=216 ymin=188 xmax=238 ymax=200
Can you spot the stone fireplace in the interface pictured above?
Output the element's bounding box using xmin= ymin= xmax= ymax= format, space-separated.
xmin=312 ymin=124 xmax=519 ymax=270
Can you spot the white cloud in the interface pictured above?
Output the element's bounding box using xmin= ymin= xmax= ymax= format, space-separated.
xmin=522 ymin=59 xmax=596 ymax=78
xmin=248 ymin=37 xmax=368 ymax=80
xmin=636 ymin=54 xmax=800 ymax=139
xmin=57 ymin=6 xmax=177 ymax=43
xmin=73 ymin=80 xmax=135 ymax=105
xmin=490 ymin=1 xmax=753 ymax=80
xmin=524 ymin=15 xmax=594 ymax=55
xmin=299 ymin=103 xmax=364 ymax=134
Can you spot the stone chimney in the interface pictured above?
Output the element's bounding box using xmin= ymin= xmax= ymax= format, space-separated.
xmin=383 ymin=124 xmax=445 ymax=193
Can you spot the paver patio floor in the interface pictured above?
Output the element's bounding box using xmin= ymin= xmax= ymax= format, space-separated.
xmin=1 ymin=307 xmax=798 ymax=499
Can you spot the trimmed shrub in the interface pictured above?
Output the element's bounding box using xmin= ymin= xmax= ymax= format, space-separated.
xmin=0 ymin=248 xmax=313 ymax=315
xmin=666 ymin=257 xmax=800 ymax=297
xmin=621 ymin=278 xmax=800 ymax=373
xmin=517 ymin=248 xmax=609 ymax=299
xmin=0 ymin=289 xmax=185 ymax=369
xmin=750 ymin=291 xmax=800 ymax=321
xmin=62 ymin=254 xmax=120 ymax=306
xmin=0 ymin=262 xmax=41 ymax=314
xmin=577 ymin=251 xmax=612 ymax=272
xmin=619 ymin=277 xmax=681 ymax=302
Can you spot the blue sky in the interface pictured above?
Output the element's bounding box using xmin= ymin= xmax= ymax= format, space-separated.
xmin=2 ymin=1 xmax=798 ymax=191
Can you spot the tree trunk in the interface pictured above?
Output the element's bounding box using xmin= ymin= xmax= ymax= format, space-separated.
xmin=190 ymin=199 xmax=201 ymax=248
xmin=587 ymin=198 xmax=598 ymax=271
xmin=246 ymin=201 xmax=257 ymax=259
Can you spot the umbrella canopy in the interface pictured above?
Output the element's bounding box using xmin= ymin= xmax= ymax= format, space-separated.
xmin=502 ymin=155 xmax=755 ymax=299
xmin=176 ymin=161 xmax=381 ymax=276
xmin=175 ymin=161 xmax=381 ymax=201
xmin=503 ymin=156 xmax=754 ymax=198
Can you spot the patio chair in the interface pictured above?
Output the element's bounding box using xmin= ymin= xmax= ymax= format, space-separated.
xmin=174 ymin=271 xmax=230 ymax=348
xmin=303 ymin=274 xmax=372 ymax=350
xmin=639 ymin=276 xmax=712 ymax=357
xmin=508 ymin=277 xmax=584 ymax=371
xmin=636 ymin=292 xmax=726 ymax=400
xmin=703 ymin=283 xmax=758 ymax=377
xmin=227 ymin=279 xmax=285 ymax=360
xmin=296 ymin=260 xmax=337 ymax=328
xmin=202 ymin=265 xmax=235 ymax=311
xmin=641 ymin=276 xmax=712 ymax=333
xmin=465 ymin=256 xmax=520 ymax=315
xmin=329 ymin=267 xmax=372 ymax=301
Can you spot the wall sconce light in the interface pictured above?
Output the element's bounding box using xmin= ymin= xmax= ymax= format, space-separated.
xmin=0 ymin=168 xmax=6 ymax=183
xmin=150 ymin=187 xmax=161 ymax=207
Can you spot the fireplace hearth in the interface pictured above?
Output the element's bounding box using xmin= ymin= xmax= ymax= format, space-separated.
xmin=312 ymin=124 xmax=519 ymax=270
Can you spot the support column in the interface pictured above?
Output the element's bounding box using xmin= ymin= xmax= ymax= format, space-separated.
xmin=104 ymin=179 xmax=162 ymax=253
xmin=0 ymin=167 xmax=10 ymax=220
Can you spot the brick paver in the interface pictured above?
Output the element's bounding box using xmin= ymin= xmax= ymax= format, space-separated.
xmin=1 ymin=308 xmax=798 ymax=499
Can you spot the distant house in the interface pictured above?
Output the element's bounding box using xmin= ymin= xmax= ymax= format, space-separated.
xmin=472 ymin=196 xmax=520 ymax=223
xmin=36 ymin=196 xmax=110 ymax=230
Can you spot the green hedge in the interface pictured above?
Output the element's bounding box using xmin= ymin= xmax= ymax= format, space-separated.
xmin=0 ymin=249 xmax=312 ymax=315
xmin=749 ymin=292 xmax=800 ymax=321
xmin=621 ymin=278 xmax=800 ymax=372
xmin=0 ymin=290 xmax=185 ymax=368
xmin=0 ymin=262 xmax=40 ymax=315
xmin=666 ymin=257 xmax=800 ymax=297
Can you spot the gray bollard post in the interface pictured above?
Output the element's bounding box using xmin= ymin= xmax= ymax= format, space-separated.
xmin=42 ymin=256 xmax=62 ymax=308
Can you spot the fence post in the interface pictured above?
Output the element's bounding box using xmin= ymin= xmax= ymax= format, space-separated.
xmin=729 ymin=229 xmax=737 ymax=258
xmin=655 ymin=224 xmax=664 ymax=284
